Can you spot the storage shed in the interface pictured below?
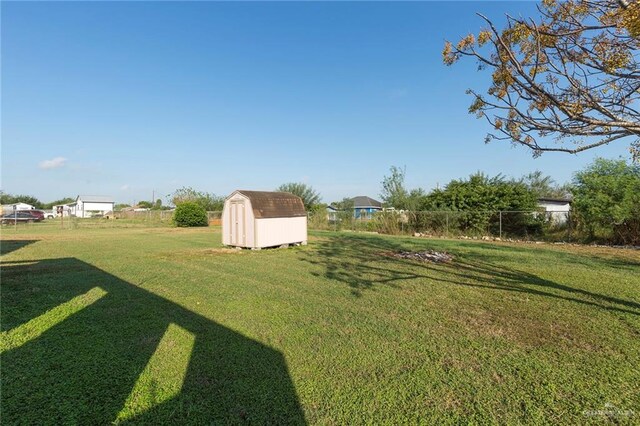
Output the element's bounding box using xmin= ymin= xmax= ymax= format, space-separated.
xmin=222 ymin=190 xmax=307 ymax=249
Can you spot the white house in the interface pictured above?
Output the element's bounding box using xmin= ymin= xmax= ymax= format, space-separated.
xmin=69 ymin=195 xmax=115 ymax=218
xmin=52 ymin=204 xmax=73 ymax=217
xmin=222 ymin=190 xmax=307 ymax=249
xmin=537 ymin=197 xmax=571 ymax=224
xmin=2 ymin=202 xmax=35 ymax=213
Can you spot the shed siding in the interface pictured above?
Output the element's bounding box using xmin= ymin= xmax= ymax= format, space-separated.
xmin=255 ymin=217 xmax=307 ymax=248
xmin=537 ymin=201 xmax=571 ymax=224
xmin=222 ymin=190 xmax=307 ymax=248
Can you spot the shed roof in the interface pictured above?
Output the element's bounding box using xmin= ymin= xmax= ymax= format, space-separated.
xmin=234 ymin=190 xmax=306 ymax=218
xmin=351 ymin=196 xmax=383 ymax=209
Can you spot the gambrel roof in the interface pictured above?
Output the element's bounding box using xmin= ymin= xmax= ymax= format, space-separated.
xmin=232 ymin=190 xmax=306 ymax=219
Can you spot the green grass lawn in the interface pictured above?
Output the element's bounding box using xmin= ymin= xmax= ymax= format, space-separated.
xmin=1 ymin=222 xmax=639 ymax=424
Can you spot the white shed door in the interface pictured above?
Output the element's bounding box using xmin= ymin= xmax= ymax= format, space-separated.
xmin=230 ymin=201 xmax=246 ymax=246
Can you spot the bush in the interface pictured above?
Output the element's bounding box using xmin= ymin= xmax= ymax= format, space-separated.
xmin=173 ymin=202 xmax=208 ymax=227
xmin=572 ymin=158 xmax=640 ymax=245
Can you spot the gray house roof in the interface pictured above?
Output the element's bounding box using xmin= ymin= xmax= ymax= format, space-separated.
xmin=537 ymin=196 xmax=572 ymax=204
xmin=351 ymin=196 xmax=383 ymax=209
xmin=76 ymin=195 xmax=115 ymax=203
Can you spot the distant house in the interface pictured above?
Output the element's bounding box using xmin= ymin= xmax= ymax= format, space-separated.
xmin=537 ymin=197 xmax=572 ymax=224
xmin=351 ymin=196 xmax=383 ymax=219
xmin=326 ymin=205 xmax=338 ymax=222
xmin=69 ymin=195 xmax=115 ymax=218
xmin=2 ymin=202 xmax=35 ymax=213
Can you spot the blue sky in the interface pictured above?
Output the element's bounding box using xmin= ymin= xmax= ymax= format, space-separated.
xmin=1 ymin=1 xmax=632 ymax=205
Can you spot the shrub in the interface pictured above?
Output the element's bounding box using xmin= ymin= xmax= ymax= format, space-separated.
xmin=173 ymin=202 xmax=208 ymax=227
xmin=572 ymin=158 xmax=640 ymax=245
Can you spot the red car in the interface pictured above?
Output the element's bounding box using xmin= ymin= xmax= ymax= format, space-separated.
xmin=25 ymin=210 xmax=45 ymax=221
xmin=1 ymin=211 xmax=43 ymax=224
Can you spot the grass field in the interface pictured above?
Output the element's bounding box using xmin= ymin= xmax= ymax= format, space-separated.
xmin=1 ymin=222 xmax=639 ymax=424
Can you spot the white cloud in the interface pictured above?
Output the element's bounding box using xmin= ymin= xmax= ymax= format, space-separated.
xmin=120 ymin=184 xmax=130 ymax=191
xmin=38 ymin=157 xmax=68 ymax=170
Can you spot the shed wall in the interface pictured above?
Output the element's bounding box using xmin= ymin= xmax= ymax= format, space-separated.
xmin=537 ymin=201 xmax=571 ymax=224
xmin=82 ymin=202 xmax=114 ymax=212
xmin=255 ymin=216 xmax=307 ymax=248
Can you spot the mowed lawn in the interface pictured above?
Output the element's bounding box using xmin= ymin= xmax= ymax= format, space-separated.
xmin=1 ymin=223 xmax=639 ymax=424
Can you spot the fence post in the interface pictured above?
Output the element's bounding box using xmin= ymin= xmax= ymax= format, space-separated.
xmin=446 ymin=212 xmax=449 ymax=237
xmin=499 ymin=211 xmax=502 ymax=239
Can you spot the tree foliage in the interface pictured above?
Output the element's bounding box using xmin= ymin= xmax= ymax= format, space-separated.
xmin=424 ymin=172 xmax=538 ymax=233
xmin=276 ymin=183 xmax=321 ymax=210
xmin=521 ymin=170 xmax=572 ymax=198
xmin=572 ymin=157 xmax=640 ymax=244
xmin=137 ymin=201 xmax=153 ymax=209
xmin=380 ymin=166 xmax=428 ymax=210
xmin=381 ymin=166 xmax=410 ymax=209
xmin=0 ymin=193 xmax=44 ymax=209
xmin=444 ymin=0 xmax=640 ymax=159
xmin=331 ymin=197 xmax=355 ymax=211
xmin=43 ymin=197 xmax=75 ymax=209
xmin=173 ymin=202 xmax=208 ymax=227
xmin=169 ymin=187 xmax=224 ymax=211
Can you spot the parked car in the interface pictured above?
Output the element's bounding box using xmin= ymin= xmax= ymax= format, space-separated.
xmin=1 ymin=211 xmax=44 ymax=224
xmin=44 ymin=210 xmax=57 ymax=219
xmin=27 ymin=210 xmax=46 ymax=221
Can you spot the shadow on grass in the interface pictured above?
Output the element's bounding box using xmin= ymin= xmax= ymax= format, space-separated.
xmin=301 ymin=233 xmax=640 ymax=316
xmin=0 ymin=239 xmax=38 ymax=255
xmin=1 ymin=258 xmax=306 ymax=424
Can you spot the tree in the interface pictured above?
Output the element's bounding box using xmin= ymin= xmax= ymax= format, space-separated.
xmin=330 ymin=198 xmax=356 ymax=228
xmin=43 ymin=197 xmax=75 ymax=209
xmin=444 ymin=0 xmax=640 ymax=159
xmin=331 ymin=197 xmax=355 ymax=211
xmin=0 ymin=192 xmax=44 ymax=209
xmin=168 ymin=187 xmax=224 ymax=211
xmin=425 ymin=172 xmax=538 ymax=233
xmin=380 ymin=166 xmax=409 ymax=209
xmin=137 ymin=201 xmax=153 ymax=209
xmin=276 ymin=183 xmax=321 ymax=210
xmin=380 ymin=166 xmax=428 ymax=210
xmin=572 ymin=157 xmax=640 ymax=244
xmin=521 ymin=171 xmax=571 ymax=198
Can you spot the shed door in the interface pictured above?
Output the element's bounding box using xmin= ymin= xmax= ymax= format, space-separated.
xmin=230 ymin=201 xmax=246 ymax=246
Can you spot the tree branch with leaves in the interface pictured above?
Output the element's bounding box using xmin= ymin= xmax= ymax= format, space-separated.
xmin=444 ymin=0 xmax=640 ymax=159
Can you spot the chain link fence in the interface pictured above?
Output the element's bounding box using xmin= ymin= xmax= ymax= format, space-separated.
xmin=308 ymin=209 xmax=576 ymax=241
xmin=112 ymin=210 xmax=222 ymax=223
xmin=31 ymin=208 xmax=577 ymax=241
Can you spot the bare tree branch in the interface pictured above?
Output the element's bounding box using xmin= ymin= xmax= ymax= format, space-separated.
xmin=444 ymin=0 xmax=640 ymax=160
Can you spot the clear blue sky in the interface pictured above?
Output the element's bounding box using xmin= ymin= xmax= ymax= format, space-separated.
xmin=1 ymin=1 xmax=631 ymax=205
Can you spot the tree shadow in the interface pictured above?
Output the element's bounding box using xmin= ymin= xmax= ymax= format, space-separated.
xmin=1 ymin=258 xmax=306 ymax=424
xmin=301 ymin=233 xmax=640 ymax=316
xmin=0 ymin=239 xmax=38 ymax=255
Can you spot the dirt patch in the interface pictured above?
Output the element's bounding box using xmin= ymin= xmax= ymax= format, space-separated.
xmin=382 ymin=250 xmax=454 ymax=263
